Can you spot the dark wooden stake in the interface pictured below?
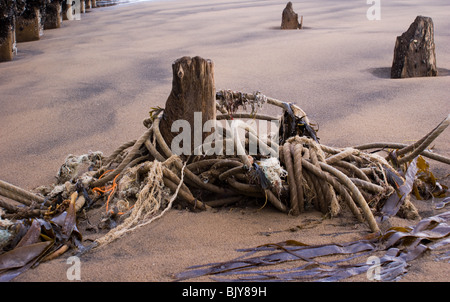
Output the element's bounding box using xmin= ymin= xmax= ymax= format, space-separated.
xmin=391 ymin=16 xmax=438 ymax=79
xmin=159 ymin=56 xmax=217 ymax=155
xmin=281 ymin=2 xmax=302 ymax=30
xmin=44 ymin=1 xmax=63 ymax=29
xmin=0 ymin=21 xmax=14 ymax=62
xmin=16 ymin=6 xmax=43 ymax=42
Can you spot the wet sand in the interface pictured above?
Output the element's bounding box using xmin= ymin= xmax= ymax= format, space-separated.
xmin=0 ymin=0 xmax=449 ymax=282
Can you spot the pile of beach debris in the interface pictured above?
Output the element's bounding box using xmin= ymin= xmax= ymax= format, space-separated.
xmin=1 ymin=56 xmax=449 ymax=282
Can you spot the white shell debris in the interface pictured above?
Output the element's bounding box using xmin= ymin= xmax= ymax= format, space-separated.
xmin=257 ymin=157 xmax=287 ymax=194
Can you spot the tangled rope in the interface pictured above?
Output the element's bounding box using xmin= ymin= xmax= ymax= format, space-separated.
xmin=0 ymin=91 xmax=449 ymax=241
xmin=84 ymin=90 xmax=447 ymax=234
xmin=94 ymin=158 xmax=187 ymax=246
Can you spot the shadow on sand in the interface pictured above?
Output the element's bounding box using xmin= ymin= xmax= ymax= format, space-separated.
xmin=268 ymin=26 xmax=313 ymax=30
xmin=368 ymin=67 xmax=450 ymax=79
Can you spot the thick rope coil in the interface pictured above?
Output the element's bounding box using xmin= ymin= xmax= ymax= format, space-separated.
xmin=291 ymin=143 xmax=305 ymax=212
xmin=282 ymin=142 xmax=300 ymax=215
xmin=0 ymin=179 xmax=47 ymax=207
xmin=280 ymin=136 xmax=392 ymax=232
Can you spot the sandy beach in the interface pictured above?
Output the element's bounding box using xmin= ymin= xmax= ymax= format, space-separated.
xmin=0 ymin=0 xmax=449 ymax=283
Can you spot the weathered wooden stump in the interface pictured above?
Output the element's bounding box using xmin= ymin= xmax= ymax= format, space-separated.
xmin=159 ymin=56 xmax=217 ymax=155
xmin=16 ymin=8 xmax=42 ymax=42
xmin=1 ymin=0 xmax=25 ymax=61
xmin=80 ymin=0 xmax=85 ymax=14
xmin=62 ymin=0 xmax=74 ymax=21
xmin=391 ymin=16 xmax=438 ymax=79
xmin=16 ymin=0 xmax=46 ymax=42
xmin=62 ymin=0 xmax=84 ymax=20
xmin=0 ymin=20 xmax=15 ymax=62
xmin=281 ymin=2 xmax=303 ymax=30
xmin=0 ymin=2 xmax=13 ymax=62
xmin=44 ymin=0 xmax=63 ymax=29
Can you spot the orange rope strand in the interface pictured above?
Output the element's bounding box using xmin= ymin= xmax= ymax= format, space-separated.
xmin=105 ymin=174 xmax=120 ymax=213
xmin=91 ymin=169 xmax=134 ymax=215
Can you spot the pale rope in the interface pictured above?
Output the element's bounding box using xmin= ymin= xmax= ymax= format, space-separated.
xmin=286 ymin=136 xmax=327 ymax=161
xmin=95 ymin=157 xmax=187 ymax=246
xmin=287 ymin=136 xmax=394 ymax=169
xmin=286 ymin=136 xmax=340 ymax=215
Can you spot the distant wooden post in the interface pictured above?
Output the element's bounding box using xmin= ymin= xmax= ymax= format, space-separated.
xmin=62 ymin=0 xmax=74 ymax=21
xmin=44 ymin=0 xmax=63 ymax=29
xmin=391 ymin=16 xmax=438 ymax=78
xmin=80 ymin=0 xmax=85 ymax=13
xmin=85 ymin=0 xmax=92 ymax=10
xmin=16 ymin=4 xmax=44 ymax=42
xmin=0 ymin=0 xmax=23 ymax=62
xmin=281 ymin=2 xmax=303 ymax=30
xmin=0 ymin=20 xmax=15 ymax=62
xmin=159 ymin=56 xmax=216 ymax=155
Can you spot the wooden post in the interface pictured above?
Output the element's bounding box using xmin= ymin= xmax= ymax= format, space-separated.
xmin=62 ymin=1 xmax=73 ymax=20
xmin=391 ymin=16 xmax=438 ymax=78
xmin=0 ymin=0 xmax=21 ymax=62
xmin=62 ymin=0 xmax=82 ymax=20
xmin=281 ymin=2 xmax=302 ymax=30
xmin=80 ymin=0 xmax=85 ymax=14
xmin=16 ymin=6 xmax=43 ymax=42
xmin=44 ymin=1 xmax=63 ymax=29
xmin=0 ymin=4 xmax=12 ymax=62
xmin=159 ymin=56 xmax=216 ymax=155
xmin=0 ymin=21 xmax=15 ymax=62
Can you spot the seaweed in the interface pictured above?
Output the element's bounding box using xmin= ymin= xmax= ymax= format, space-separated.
xmin=0 ymin=192 xmax=84 ymax=281
xmin=279 ymin=102 xmax=318 ymax=145
xmin=175 ymin=211 xmax=450 ymax=282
